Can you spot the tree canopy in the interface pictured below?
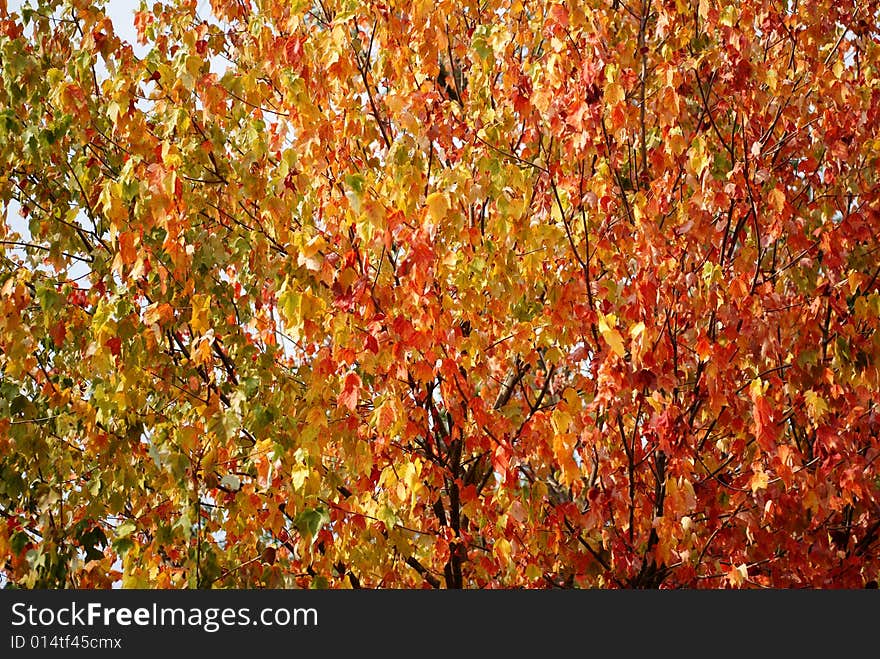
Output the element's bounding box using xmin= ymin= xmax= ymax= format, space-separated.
xmin=1 ymin=0 xmax=879 ymax=588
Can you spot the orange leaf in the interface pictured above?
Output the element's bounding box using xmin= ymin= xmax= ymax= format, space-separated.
xmin=752 ymin=394 xmax=776 ymax=452
xmin=338 ymin=372 xmax=362 ymax=412
xmin=118 ymin=231 xmax=137 ymax=266
xmin=49 ymin=320 xmax=66 ymax=347
xmin=376 ymin=400 xmax=396 ymax=432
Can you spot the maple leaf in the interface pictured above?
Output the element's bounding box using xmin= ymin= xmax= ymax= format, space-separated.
xmin=338 ymin=372 xmax=362 ymax=412
xmin=190 ymin=293 xmax=212 ymax=334
xmin=49 ymin=320 xmax=66 ymax=347
xmin=598 ymin=313 xmax=626 ymax=358
xmin=750 ymin=381 xmax=777 ymax=452
xmin=117 ymin=231 xmax=137 ymax=266
xmin=374 ymin=399 xmax=397 ymax=433
xmin=3 ymin=0 xmax=879 ymax=592
xmin=105 ymin=336 xmax=122 ymax=357
xmin=425 ymin=192 xmax=449 ymax=222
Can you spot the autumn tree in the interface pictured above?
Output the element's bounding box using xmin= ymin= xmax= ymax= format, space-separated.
xmin=1 ymin=0 xmax=879 ymax=589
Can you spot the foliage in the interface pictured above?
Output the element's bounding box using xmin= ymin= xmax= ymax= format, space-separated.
xmin=1 ymin=0 xmax=879 ymax=588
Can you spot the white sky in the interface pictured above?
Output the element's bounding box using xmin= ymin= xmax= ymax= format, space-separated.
xmin=8 ymin=0 xmax=141 ymax=45
xmin=4 ymin=0 xmax=142 ymax=232
xmin=2 ymin=0 xmax=217 ymax=247
xmin=7 ymin=1 xmax=220 ymax=57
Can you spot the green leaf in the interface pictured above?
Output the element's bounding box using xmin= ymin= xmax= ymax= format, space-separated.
xmin=115 ymin=521 xmax=136 ymax=538
xmin=10 ymin=395 xmax=30 ymax=416
xmin=471 ymin=26 xmax=493 ymax=60
xmin=111 ymin=538 xmax=135 ymax=557
xmin=11 ymin=531 xmax=30 ymax=555
xmin=309 ymin=575 xmax=329 ymax=589
xmin=84 ymin=546 xmax=106 ymax=562
xmin=294 ymin=506 xmax=329 ymax=539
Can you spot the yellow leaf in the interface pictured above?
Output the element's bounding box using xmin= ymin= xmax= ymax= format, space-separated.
xmin=551 ymin=409 xmax=572 ymax=434
xmin=749 ymin=377 xmax=768 ymax=399
xmin=278 ymin=281 xmax=301 ymax=327
xmin=719 ymin=5 xmax=737 ymax=27
xmin=667 ymin=126 xmax=686 ymax=156
xmin=769 ymin=187 xmax=786 ymax=213
xmin=804 ymin=390 xmax=828 ymax=422
xmin=331 ymin=23 xmax=346 ymax=47
xmin=300 ymin=289 xmax=324 ymax=320
xmin=190 ymin=293 xmax=211 ymax=334
xmin=688 ymin=137 xmax=709 ymax=177
xmin=563 ymin=388 xmax=580 ymax=409
xmin=425 ymin=192 xmax=449 ymax=221
xmin=402 ymin=460 xmax=424 ymax=506
xmin=291 ymin=463 xmax=309 ymax=490
xmin=200 ymin=445 xmax=217 ymax=473
xmin=177 ymin=425 xmax=199 ymax=452
xmin=604 ymin=82 xmax=624 ymax=105
xmin=545 ymin=346 xmax=564 ymax=364
xmin=598 ymin=313 xmax=626 ymax=357
xmin=750 ymin=468 xmax=769 ymax=493
xmin=493 ymin=537 xmax=511 ymax=564
xmin=306 ymin=405 xmax=328 ymax=430
xmin=629 ymin=321 xmax=645 ymax=338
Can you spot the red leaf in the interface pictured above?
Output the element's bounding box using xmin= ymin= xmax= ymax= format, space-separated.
xmin=105 ymin=336 xmax=122 ymax=357
xmin=364 ymin=333 xmax=379 ymax=354
xmin=284 ymin=36 xmax=302 ymax=65
xmin=49 ymin=321 xmax=66 ymax=347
